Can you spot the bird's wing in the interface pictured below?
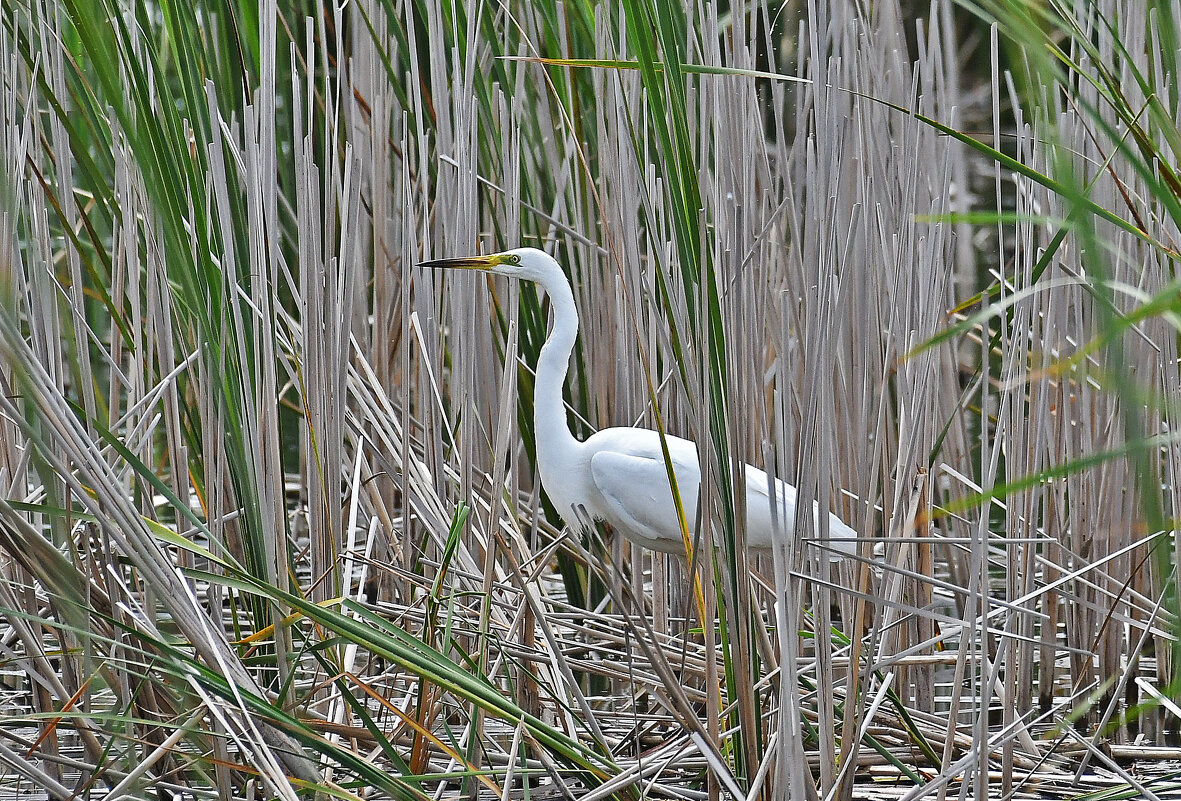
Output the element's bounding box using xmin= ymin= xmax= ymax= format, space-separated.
xmin=743 ymin=465 xmax=857 ymax=556
xmin=742 ymin=466 xmax=804 ymax=549
xmin=588 ymin=445 xmax=700 ymax=552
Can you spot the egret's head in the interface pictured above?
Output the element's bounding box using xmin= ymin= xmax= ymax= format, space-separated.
xmin=419 ymin=247 xmax=556 ymax=282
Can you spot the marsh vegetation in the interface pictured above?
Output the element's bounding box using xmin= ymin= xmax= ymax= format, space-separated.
xmin=1 ymin=1 xmax=1180 ymax=799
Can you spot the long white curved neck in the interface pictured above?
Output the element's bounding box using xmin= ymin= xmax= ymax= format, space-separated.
xmin=533 ymin=264 xmax=583 ymax=463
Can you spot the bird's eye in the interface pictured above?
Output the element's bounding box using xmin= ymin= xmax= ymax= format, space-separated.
xmin=508 ymin=254 xmax=521 ymax=264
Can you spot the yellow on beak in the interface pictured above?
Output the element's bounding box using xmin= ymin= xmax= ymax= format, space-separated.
xmin=418 ymin=253 xmax=508 ymax=270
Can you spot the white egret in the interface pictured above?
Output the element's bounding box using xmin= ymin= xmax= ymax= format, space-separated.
xmin=423 ymin=247 xmax=857 ymax=559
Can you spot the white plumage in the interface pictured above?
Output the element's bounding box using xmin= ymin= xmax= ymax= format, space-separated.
xmin=424 ymin=247 xmax=857 ymax=558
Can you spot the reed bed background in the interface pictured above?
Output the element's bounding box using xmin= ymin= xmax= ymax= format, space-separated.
xmin=1 ymin=0 xmax=1179 ymax=799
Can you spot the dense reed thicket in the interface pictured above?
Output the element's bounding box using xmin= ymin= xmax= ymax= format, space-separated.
xmin=2 ymin=1 xmax=1180 ymax=799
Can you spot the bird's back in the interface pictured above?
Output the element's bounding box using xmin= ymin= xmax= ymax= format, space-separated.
xmin=566 ymin=427 xmax=856 ymax=557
